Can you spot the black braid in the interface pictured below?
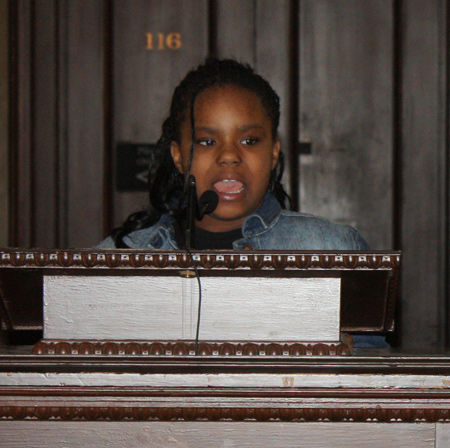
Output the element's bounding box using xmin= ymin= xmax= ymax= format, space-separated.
xmin=112 ymin=58 xmax=290 ymax=247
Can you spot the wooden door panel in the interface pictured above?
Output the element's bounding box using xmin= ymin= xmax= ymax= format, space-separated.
xmin=12 ymin=0 xmax=60 ymax=248
xmin=64 ymin=0 xmax=107 ymax=247
xmin=255 ymin=0 xmax=297 ymax=200
xmin=12 ymin=0 xmax=33 ymax=247
xmin=298 ymin=0 xmax=394 ymax=250
xmin=112 ymin=0 xmax=208 ymax=228
xmin=399 ymin=0 xmax=448 ymax=348
xmin=11 ymin=0 xmax=107 ymax=248
xmin=213 ymin=0 xmax=256 ymax=63
xmin=32 ymin=0 xmax=59 ymax=247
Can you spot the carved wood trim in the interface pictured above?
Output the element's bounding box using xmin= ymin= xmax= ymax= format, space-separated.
xmin=31 ymin=340 xmax=351 ymax=356
xmin=0 ymin=404 xmax=449 ymax=423
xmin=0 ymin=249 xmax=401 ymax=271
xmin=4 ymin=354 xmax=450 ymax=374
xmin=4 ymin=386 xmax=450 ymax=399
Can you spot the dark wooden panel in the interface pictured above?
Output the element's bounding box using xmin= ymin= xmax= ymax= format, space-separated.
xmin=112 ymin=0 xmax=208 ymax=228
xmin=0 ymin=270 xmax=42 ymax=330
xmin=400 ymin=0 xmax=448 ymax=349
xmin=0 ymin=1 xmax=8 ymax=247
xmin=255 ymin=0 xmax=297 ymax=200
xmin=213 ymin=0 xmax=255 ymax=63
xmin=32 ymin=0 xmax=58 ymax=247
xmin=11 ymin=0 xmax=108 ymax=249
xmin=298 ymin=0 xmax=394 ymax=250
xmin=11 ymin=0 xmax=33 ymax=247
xmin=63 ymin=0 xmax=107 ymax=248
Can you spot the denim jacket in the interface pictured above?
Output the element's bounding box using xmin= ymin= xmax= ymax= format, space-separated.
xmin=97 ymin=194 xmax=369 ymax=251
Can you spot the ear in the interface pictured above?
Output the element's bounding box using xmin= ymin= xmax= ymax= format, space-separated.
xmin=271 ymin=138 xmax=281 ymax=170
xmin=170 ymin=141 xmax=184 ymax=174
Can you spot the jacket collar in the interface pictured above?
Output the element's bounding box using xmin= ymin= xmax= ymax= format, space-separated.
xmin=124 ymin=213 xmax=177 ymax=249
xmin=241 ymin=193 xmax=281 ymax=237
xmin=125 ymin=193 xmax=282 ymax=249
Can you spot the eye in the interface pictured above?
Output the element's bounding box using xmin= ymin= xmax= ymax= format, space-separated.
xmin=197 ymin=139 xmax=215 ymax=146
xmin=241 ymin=137 xmax=259 ymax=146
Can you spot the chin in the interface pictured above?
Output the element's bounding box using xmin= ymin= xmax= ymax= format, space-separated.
xmin=211 ymin=206 xmax=248 ymax=222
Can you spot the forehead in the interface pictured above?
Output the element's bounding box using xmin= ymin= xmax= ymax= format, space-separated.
xmin=192 ymin=84 xmax=269 ymax=123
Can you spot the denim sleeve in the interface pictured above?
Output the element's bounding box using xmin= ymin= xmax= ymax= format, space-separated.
xmin=94 ymin=236 xmax=117 ymax=249
xmin=352 ymin=334 xmax=390 ymax=348
xmin=349 ymin=226 xmax=370 ymax=250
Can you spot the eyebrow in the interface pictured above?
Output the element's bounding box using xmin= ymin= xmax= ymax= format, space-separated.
xmin=194 ymin=124 xmax=265 ymax=133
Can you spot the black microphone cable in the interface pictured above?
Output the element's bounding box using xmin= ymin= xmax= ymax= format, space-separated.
xmin=183 ymin=85 xmax=205 ymax=355
xmin=184 ymin=245 xmax=203 ymax=355
xmin=185 ymin=183 xmax=219 ymax=355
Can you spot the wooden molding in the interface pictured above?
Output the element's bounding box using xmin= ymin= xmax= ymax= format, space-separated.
xmin=31 ymin=340 xmax=351 ymax=356
xmin=2 ymin=355 xmax=450 ymax=423
xmin=0 ymin=248 xmax=401 ymax=271
xmin=0 ymin=404 xmax=449 ymax=423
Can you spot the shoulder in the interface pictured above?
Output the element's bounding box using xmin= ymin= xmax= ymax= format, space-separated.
xmin=95 ymin=215 xmax=177 ymax=249
xmin=266 ymin=210 xmax=369 ymax=250
xmin=95 ymin=236 xmax=117 ymax=249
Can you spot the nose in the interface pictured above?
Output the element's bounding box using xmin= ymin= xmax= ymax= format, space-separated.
xmin=216 ymin=142 xmax=241 ymax=166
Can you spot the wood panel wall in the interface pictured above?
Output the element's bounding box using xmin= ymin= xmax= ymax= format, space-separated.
xmin=399 ymin=0 xmax=449 ymax=349
xmin=0 ymin=1 xmax=8 ymax=247
xmin=7 ymin=0 xmax=450 ymax=349
xmin=112 ymin=0 xmax=209 ymax=228
xmin=10 ymin=0 xmax=108 ymax=248
xmin=299 ymin=0 xmax=394 ymax=250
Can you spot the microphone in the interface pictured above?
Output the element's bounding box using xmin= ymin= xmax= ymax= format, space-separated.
xmin=197 ymin=189 xmax=219 ymax=220
xmin=185 ymin=176 xmax=219 ymax=249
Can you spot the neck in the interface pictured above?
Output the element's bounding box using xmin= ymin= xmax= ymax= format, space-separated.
xmin=195 ymin=215 xmax=245 ymax=233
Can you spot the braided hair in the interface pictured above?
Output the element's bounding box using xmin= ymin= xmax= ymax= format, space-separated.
xmin=112 ymin=58 xmax=289 ymax=247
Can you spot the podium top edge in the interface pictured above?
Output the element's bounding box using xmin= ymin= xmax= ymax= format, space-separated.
xmin=0 ymin=248 xmax=401 ymax=271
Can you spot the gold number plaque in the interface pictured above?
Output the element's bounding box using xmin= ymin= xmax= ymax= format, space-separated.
xmin=146 ymin=33 xmax=182 ymax=50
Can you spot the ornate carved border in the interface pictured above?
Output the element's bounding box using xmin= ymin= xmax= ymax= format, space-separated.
xmin=0 ymin=249 xmax=401 ymax=271
xmin=1 ymin=405 xmax=449 ymax=423
xmin=32 ymin=340 xmax=351 ymax=356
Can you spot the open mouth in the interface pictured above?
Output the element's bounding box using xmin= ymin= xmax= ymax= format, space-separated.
xmin=213 ymin=179 xmax=244 ymax=194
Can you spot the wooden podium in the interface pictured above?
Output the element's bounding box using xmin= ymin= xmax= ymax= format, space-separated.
xmin=0 ymin=249 xmax=399 ymax=355
xmin=4 ymin=249 xmax=450 ymax=447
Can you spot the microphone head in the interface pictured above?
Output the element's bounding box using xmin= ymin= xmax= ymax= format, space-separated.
xmin=187 ymin=174 xmax=196 ymax=185
xmin=198 ymin=190 xmax=219 ymax=217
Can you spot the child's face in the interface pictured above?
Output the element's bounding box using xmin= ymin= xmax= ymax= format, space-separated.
xmin=171 ymin=85 xmax=280 ymax=233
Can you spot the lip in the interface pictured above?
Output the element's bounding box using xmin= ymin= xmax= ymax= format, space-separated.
xmin=212 ymin=177 xmax=246 ymax=201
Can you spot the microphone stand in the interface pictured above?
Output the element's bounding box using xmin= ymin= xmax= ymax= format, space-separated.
xmin=185 ymin=175 xmax=219 ymax=250
xmin=185 ymin=175 xmax=197 ymax=250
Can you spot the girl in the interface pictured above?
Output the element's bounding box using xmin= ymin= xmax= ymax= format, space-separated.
xmin=98 ymin=59 xmax=388 ymax=348
xmin=99 ymin=58 xmax=369 ymax=252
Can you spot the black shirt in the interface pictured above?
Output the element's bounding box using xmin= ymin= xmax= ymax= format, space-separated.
xmin=193 ymin=227 xmax=243 ymax=250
